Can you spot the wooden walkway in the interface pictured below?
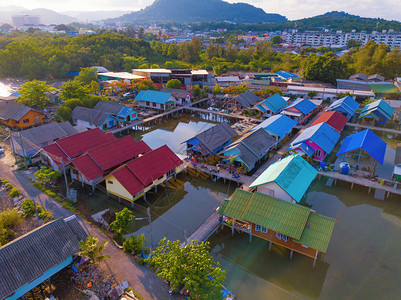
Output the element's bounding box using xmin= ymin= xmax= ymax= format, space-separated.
xmin=318 ymin=171 xmax=401 ymax=196
xmin=189 ymin=107 xmax=263 ymax=123
xmin=346 ymin=122 xmax=401 ymax=134
xmin=181 ymin=210 xmax=221 ymax=247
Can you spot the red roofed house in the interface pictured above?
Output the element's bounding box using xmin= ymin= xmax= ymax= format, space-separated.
xmin=69 ymin=136 xmax=152 ymax=191
xmin=310 ymin=111 xmax=348 ymax=133
xmin=103 ymin=145 xmax=185 ymax=205
xmin=40 ymin=128 xmax=116 ymax=171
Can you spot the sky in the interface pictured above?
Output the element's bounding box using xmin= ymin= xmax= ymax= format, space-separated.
xmin=1 ymin=0 xmax=401 ymax=22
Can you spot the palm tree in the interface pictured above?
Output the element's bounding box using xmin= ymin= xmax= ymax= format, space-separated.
xmin=78 ymin=236 xmax=110 ymax=264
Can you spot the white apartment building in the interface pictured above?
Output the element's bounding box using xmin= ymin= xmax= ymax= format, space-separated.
xmin=284 ymin=29 xmax=401 ymax=49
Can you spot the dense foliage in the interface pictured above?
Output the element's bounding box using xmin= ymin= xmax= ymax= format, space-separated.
xmin=146 ymin=238 xmax=226 ymax=299
xmin=16 ymin=80 xmax=56 ymax=108
xmin=79 ymin=236 xmax=110 ymax=264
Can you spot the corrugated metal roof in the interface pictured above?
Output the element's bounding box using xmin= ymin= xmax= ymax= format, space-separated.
xmin=235 ymin=91 xmax=260 ymax=108
xmin=134 ymin=90 xmax=174 ymax=104
xmin=94 ymin=100 xmax=125 ymax=115
xmin=283 ymin=98 xmax=317 ymax=115
xmin=294 ymin=213 xmax=336 ymax=253
xmin=249 ymin=154 xmax=318 ymax=203
xmin=0 ymin=101 xmax=37 ymax=121
xmin=251 ymin=114 xmax=297 ymax=138
xmin=359 ymin=99 xmax=394 ymax=121
xmin=369 ymin=83 xmax=401 ymax=94
xmin=327 ymin=96 xmax=359 ymax=117
xmin=219 ymin=189 xmax=311 ymax=239
xmin=0 ymin=217 xmax=86 ymax=299
xmin=336 ymin=129 xmax=387 ymax=165
xmin=255 ymin=93 xmax=288 ymax=114
xmin=290 ymin=122 xmax=340 ymax=154
xmin=241 ymin=129 xmax=276 ymax=158
xmin=311 ymin=111 xmax=348 ymax=133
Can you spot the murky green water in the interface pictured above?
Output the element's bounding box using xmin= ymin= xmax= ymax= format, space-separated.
xmin=79 ymin=116 xmax=401 ymax=299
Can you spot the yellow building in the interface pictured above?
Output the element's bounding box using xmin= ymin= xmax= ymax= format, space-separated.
xmin=0 ymin=101 xmax=44 ymax=129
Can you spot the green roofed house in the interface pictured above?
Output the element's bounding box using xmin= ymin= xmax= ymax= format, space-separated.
xmin=249 ymin=154 xmax=318 ymax=203
xmin=218 ymin=189 xmax=336 ymax=266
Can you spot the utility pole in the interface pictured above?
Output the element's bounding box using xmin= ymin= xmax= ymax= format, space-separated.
xmin=61 ymin=157 xmax=69 ymax=199
xmin=147 ymin=207 xmax=153 ymax=253
xmin=18 ymin=130 xmax=27 ymax=169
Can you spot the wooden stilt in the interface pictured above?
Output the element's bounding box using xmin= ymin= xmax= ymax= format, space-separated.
xmin=269 ymin=241 xmax=272 ymax=252
xmin=313 ymin=250 xmax=318 ymax=268
xmin=118 ymin=197 xmax=121 ymax=203
xmin=231 ymin=226 xmax=234 ymax=236
xmin=351 ymin=182 xmax=354 ymax=190
xmin=368 ymin=187 xmax=371 ymax=193
xmin=249 ymin=232 xmax=252 ymax=243
xmin=290 ymin=250 xmax=293 ymax=260
xmin=131 ymin=201 xmax=134 ymax=208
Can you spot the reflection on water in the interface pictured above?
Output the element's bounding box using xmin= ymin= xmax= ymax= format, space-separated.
xmin=209 ymin=179 xmax=401 ymax=299
xmin=0 ymin=82 xmax=13 ymax=97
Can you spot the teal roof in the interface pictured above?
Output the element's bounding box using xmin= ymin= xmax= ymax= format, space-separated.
xmin=359 ymin=99 xmax=394 ymax=121
xmin=249 ymin=154 xmax=318 ymax=202
xmin=134 ymin=90 xmax=173 ymax=104
xmin=254 ymin=93 xmax=287 ymax=114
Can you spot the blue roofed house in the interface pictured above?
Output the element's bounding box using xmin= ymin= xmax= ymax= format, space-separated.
xmin=135 ymin=90 xmax=177 ymax=111
xmin=276 ymin=70 xmax=301 ymax=82
xmin=251 ymin=114 xmax=297 ymax=146
xmin=249 ymin=154 xmax=318 ymax=203
xmin=253 ymin=93 xmax=289 ymax=117
xmin=185 ymin=122 xmax=237 ymax=157
xmin=220 ymin=129 xmax=276 ymax=173
xmin=336 ymin=129 xmax=387 ymax=174
xmin=94 ymin=100 xmax=137 ymax=123
xmin=71 ymin=106 xmax=117 ymax=132
xmin=358 ymin=99 xmax=394 ymax=125
xmin=326 ymin=96 xmax=359 ymax=120
xmin=281 ymin=98 xmax=318 ymax=125
xmin=289 ymin=122 xmax=341 ymax=162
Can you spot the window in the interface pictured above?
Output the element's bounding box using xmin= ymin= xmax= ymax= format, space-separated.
xmin=23 ymin=119 xmax=30 ymax=124
xmin=276 ymin=232 xmax=289 ymax=242
xmin=255 ymin=225 xmax=268 ymax=233
xmin=315 ymin=149 xmax=322 ymax=157
xmin=152 ymin=102 xmax=156 ymax=107
xmin=72 ymin=169 xmax=78 ymax=175
xmin=107 ymin=180 xmax=113 ymax=184
xmin=146 ymin=101 xmax=150 ymax=106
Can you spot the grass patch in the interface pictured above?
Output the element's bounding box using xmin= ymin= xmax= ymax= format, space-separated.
xmin=0 ymin=209 xmax=22 ymax=246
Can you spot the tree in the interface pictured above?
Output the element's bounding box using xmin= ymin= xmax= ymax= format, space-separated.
xmin=146 ymin=239 xmax=226 ymax=299
xmin=16 ymin=80 xmax=56 ymax=109
xmin=347 ymin=39 xmax=361 ymax=49
xmin=78 ymin=236 xmax=110 ymax=264
xmin=60 ymin=80 xmax=91 ymax=101
xmin=34 ymin=166 xmax=60 ymax=186
xmin=270 ymin=35 xmax=282 ymax=45
xmin=110 ymin=208 xmax=134 ymax=237
xmin=190 ymin=85 xmax=201 ymax=98
xmin=166 ymin=79 xmax=182 ymax=89
xmin=212 ymin=84 xmax=221 ymax=96
xmin=55 ymin=105 xmax=72 ymax=122
xmin=308 ymin=90 xmax=317 ymax=98
xmin=138 ymin=27 xmax=145 ymax=39
xmin=123 ymin=233 xmax=146 ymax=254
xmin=75 ymin=67 xmax=98 ymax=85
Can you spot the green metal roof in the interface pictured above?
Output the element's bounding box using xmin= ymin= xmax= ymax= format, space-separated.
xmin=369 ymin=84 xmax=401 ymax=95
xmin=249 ymin=154 xmax=318 ymax=202
xmin=294 ymin=213 xmax=336 ymax=253
xmin=219 ymin=189 xmax=311 ymax=240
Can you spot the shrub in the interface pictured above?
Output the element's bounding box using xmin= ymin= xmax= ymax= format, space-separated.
xmin=0 ymin=177 xmax=8 ymax=185
xmin=22 ymin=198 xmax=36 ymax=218
xmin=0 ymin=227 xmax=13 ymax=246
xmin=38 ymin=209 xmax=53 ymax=221
xmin=0 ymin=209 xmax=22 ymax=228
xmin=62 ymin=201 xmax=76 ymax=211
xmin=123 ymin=233 xmax=146 ymax=254
xmin=5 ymin=183 xmax=13 ymax=190
xmin=9 ymin=187 xmax=21 ymax=198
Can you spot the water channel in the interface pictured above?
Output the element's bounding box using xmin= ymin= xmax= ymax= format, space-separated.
xmin=77 ymin=115 xmax=401 ymax=299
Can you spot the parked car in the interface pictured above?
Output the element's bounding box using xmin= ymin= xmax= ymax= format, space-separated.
xmin=0 ymin=146 xmax=4 ymax=154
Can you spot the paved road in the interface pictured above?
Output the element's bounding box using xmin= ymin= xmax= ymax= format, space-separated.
xmin=0 ymin=149 xmax=171 ymax=300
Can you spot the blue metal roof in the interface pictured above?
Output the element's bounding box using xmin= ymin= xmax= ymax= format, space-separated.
xmin=359 ymin=99 xmax=394 ymax=121
xmin=290 ymin=122 xmax=340 ymax=154
xmin=117 ymin=106 xmax=132 ymax=118
xmin=327 ymin=96 xmax=359 ymax=118
xmin=134 ymin=90 xmax=173 ymax=104
xmin=255 ymin=93 xmax=288 ymax=114
xmin=298 ymin=142 xmax=315 ymax=156
xmin=336 ymin=129 xmax=387 ymax=165
xmin=283 ymin=98 xmax=317 ymax=115
xmin=276 ymin=70 xmax=299 ymax=80
xmin=251 ymin=114 xmax=297 ymax=138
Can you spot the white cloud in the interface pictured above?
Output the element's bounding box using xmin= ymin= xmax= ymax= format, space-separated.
xmin=2 ymin=0 xmax=401 ymax=21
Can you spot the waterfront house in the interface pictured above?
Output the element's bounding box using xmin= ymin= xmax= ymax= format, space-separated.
xmin=10 ymin=121 xmax=84 ymax=159
xmin=0 ymin=216 xmax=86 ymax=300
xmin=326 ymin=96 xmax=359 ymax=120
xmin=161 ymin=88 xmax=192 ymax=105
xmin=280 ymin=98 xmax=317 ymax=125
xmin=0 ymin=101 xmax=45 ymax=129
xmin=69 ymin=136 xmax=151 ymax=191
xmin=251 ymin=114 xmax=297 ymax=145
xmin=392 ymin=145 xmax=401 ymax=181
xmin=233 ymin=91 xmax=260 ymax=109
xmin=276 ymin=70 xmax=300 ymax=82
xmin=249 ymin=154 xmax=318 ymax=203
xmin=41 ymin=128 xmax=116 ymax=171
xmin=132 ymin=68 xmax=171 ymax=86
xmin=185 ymin=122 xmax=237 ymax=157
xmin=253 ymin=93 xmax=289 ymax=117
xmin=134 ymin=90 xmax=176 ymax=111
xmin=337 ymin=129 xmax=387 ymax=170
xmin=218 ymin=189 xmax=336 ymax=266
xmin=289 ymin=123 xmax=340 ymax=161
xmin=358 ymin=99 xmax=394 ymax=125
xmin=310 ymin=111 xmax=348 ymax=133
xmin=93 ymin=100 xmax=138 ymax=123
xmin=220 ymin=129 xmax=276 ymax=172
xmin=103 ymin=145 xmax=185 ymax=204
xmin=71 ymin=106 xmax=116 ymax=132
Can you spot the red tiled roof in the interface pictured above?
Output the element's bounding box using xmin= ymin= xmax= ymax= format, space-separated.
xmin=126 ymin=145 xmax=183 ymax=186
xmin=55 ymin=128 xmax=116 ymax=159
xmin=106 ymin=145 xmax=183 ymax=197
xmin=70 ymin=136 xmax=152 ymax=181
xmin=88 ymin=137 xmax=151 ymax=171
xmin=311 ymin=111 xmax=347 ymax=133
xmin=42 ymin=143 xmax=68 ymax=165
xmin=72 ymin=155 xmax=103 ymax=181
